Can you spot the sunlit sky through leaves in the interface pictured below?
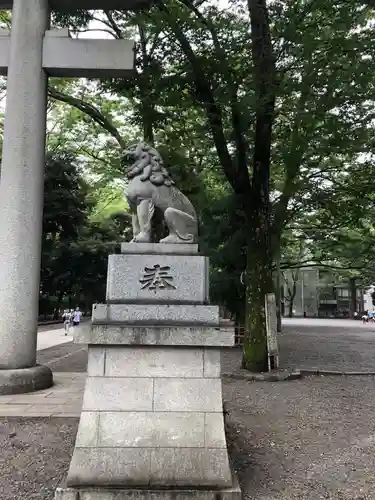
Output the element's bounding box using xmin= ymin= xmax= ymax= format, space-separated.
xmin=79 ymin=1 xmax=233 ymax=39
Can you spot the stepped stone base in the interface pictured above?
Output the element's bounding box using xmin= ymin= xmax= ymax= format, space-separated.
xmin=76 ymin=323 xmax=235 ymax=347
xmin=120 ymin=242 xmax=199 ymax=255
xmin=55 ymin=478 xmax=241 ymax=500
xmin=66 ymin=342 xmax=232 ymax=489
xmin=58 ymin=243 xmax=240 ymax=499
xmin=0 ymin=364 xmax=53 ymax=395
xmin=92 ymin=304 xmax=219 ymax=326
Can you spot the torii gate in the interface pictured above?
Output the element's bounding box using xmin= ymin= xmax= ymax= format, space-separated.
xmin=0 ymin=0 xmax=149 ymax=394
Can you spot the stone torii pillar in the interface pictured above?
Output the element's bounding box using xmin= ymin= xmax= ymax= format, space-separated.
xmin=0 ymin=0 xmax=145 ymax=395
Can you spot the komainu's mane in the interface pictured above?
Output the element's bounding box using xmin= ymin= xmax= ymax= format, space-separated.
xmin=122 ymin=142 xmax=175 ymax=187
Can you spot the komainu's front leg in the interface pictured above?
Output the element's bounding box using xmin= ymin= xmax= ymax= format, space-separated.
xmin=133 ymin=199 xmax=155 ymax=243
xmin=131 ymin=213 xmax=141 ymax=241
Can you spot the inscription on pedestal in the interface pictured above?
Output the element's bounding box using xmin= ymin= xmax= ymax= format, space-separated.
xmin=140 ymin=265 xmax=176 ymax=291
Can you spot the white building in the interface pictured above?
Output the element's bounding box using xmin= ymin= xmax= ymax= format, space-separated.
xmin=282 ymin=267 xmax=364 ymax=317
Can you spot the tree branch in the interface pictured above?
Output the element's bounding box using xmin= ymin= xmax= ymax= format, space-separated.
xmin=178 ymin=0 xmax=250 ymax=190
xmin=155 ymin=2 xmax=243 ymax=193
xmin=104 ymin=10 xmax=124 ymax=39
xmin=48 ymin=87 xmax=125 ymax=149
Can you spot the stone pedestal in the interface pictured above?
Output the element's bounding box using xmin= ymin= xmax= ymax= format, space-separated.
xmin=56 ymin=244 xmax=240 ymax=500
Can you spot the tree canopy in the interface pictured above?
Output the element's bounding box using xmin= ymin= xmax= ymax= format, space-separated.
xmin=2 ymin=0 xmax=375 ymax=368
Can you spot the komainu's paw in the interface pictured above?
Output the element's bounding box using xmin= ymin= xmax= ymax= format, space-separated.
xmin=133 ymin=232 xmax=152 ymax=243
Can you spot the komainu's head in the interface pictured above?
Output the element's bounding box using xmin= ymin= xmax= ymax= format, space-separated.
xmin=121 ymin=142 xmax=174 ymax=187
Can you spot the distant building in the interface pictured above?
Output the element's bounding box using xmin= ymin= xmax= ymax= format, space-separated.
xmin=281 ymin=266 xmax=364 ymax=318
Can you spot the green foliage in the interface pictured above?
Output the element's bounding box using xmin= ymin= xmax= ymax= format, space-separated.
xmin=40 ymin=153 xmax=130 ymax=314
xmin=10 ymin=0 xmax=375 ymax=360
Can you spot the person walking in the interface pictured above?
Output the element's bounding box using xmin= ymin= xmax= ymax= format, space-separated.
xmin=62 ymin=309 xmax=72 ymax=335
xmin=73 ymin=307 xmax=82 ymax=327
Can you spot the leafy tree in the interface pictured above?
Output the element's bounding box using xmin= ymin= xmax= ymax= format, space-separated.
xmin=40 ymin=153 xmax=128 ymax=314
xmin=36 ymin=0 xmax=375 ymax=371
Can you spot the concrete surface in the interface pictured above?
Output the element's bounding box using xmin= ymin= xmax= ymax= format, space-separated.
xmin=0 ymin=372 xmax=84 ymax=416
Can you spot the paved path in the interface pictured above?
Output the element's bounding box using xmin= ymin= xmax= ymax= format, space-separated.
xmin=223 ymin=317 xmax=375 ymax=374
xmin=37 ymin=326 xmax=73 ymax=351
xmin=0 ymin=323 xmax=89 ymax=417
xmin=280 ymin=317 xmax=375 ymax=372
xmin=0 ymin=373 xmax=84 ymax=417
xmin=36 ymin=320 xmax=90 ymax=351
xmin=3 ymin=317 xmax=375 ymax=417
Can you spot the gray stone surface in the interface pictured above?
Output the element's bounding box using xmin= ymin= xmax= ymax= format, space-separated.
xmin=73 ymin=411 xmax=228 ymax=450
xmin=204 ymin=413 xmax=227 ymax=448
xmin=97 ymin=412 xmax=205 ymax=448
xmin=121 ymin=242 xmax=198 ymax=255
xmin=67 ymin=447 xmax=232 ymax=488
xmin=0 ymin=364 xmax=53 ymax=395
xmin=92 ymin=303 xmax=219 ymax=326
xmin=149 ymin=448 xmax=232 ymax=487
xmin=204 ymin=348 xmax=221 ymax=378
xmin=75 ymin=411 xmax=99 ymax=448
xmin=0 ymin=0 xmax=155 ymax=10
xmin=104 ymin=346 xmax=204 ymax=378
xmin=153 ymin=378 xmax=223 ymax=412
xmin=122 ymin=143 xmax=198 ymax=244
xmin=82 ymin=377 xmax=153 ymax=411
xmin=87 ymin=347 xmax=105 ymax=376
xmin=106 ymin=254 xmax=208 ymax=304
xmin=0 ymin=29 xmax=9 ymax=73
xmin=0 ymin=0 xmax=49 ymax=370
xmin=67 ymin=447 xmax=151 ymax=487
xmin=43 ymin=35 xmax=135 ymax=78
xmin=0 ymin=0 xmax=137 ymax=372
xmin=77 ymin=324 xmax=235 ymax=347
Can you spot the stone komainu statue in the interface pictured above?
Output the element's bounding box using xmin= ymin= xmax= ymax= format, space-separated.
xmin=122 ymin=142 xmax=198 ymax=244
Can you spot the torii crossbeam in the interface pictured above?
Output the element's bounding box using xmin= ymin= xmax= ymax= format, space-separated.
xmin=0 ymin=0 xmax=147 ymax=395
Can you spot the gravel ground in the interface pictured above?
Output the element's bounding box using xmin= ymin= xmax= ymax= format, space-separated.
xmin=2 ymin=374 xmax=375 ymax=499
xmin=225 ymin=375 xmax=375 ymax=500
xmin=0 ymin=418 xmax=78 ymax=500
xmin=4 ymin=319 xmax=375 ymax=499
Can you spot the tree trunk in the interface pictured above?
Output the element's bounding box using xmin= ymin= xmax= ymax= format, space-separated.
xmin=288 ymin=298 xmax=294 ymax=318
xmin=288 ymin=282 xmax=297 ymax=318
xmin=242 ymin=211 xmax=273 ymax=372
xmin=242 ymin=0 xmax=277 ymax=372
xmin=349 ymin=277 xmax=357 ymax=317
xmin=274 ymin=250 xmax=282 ymax=332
